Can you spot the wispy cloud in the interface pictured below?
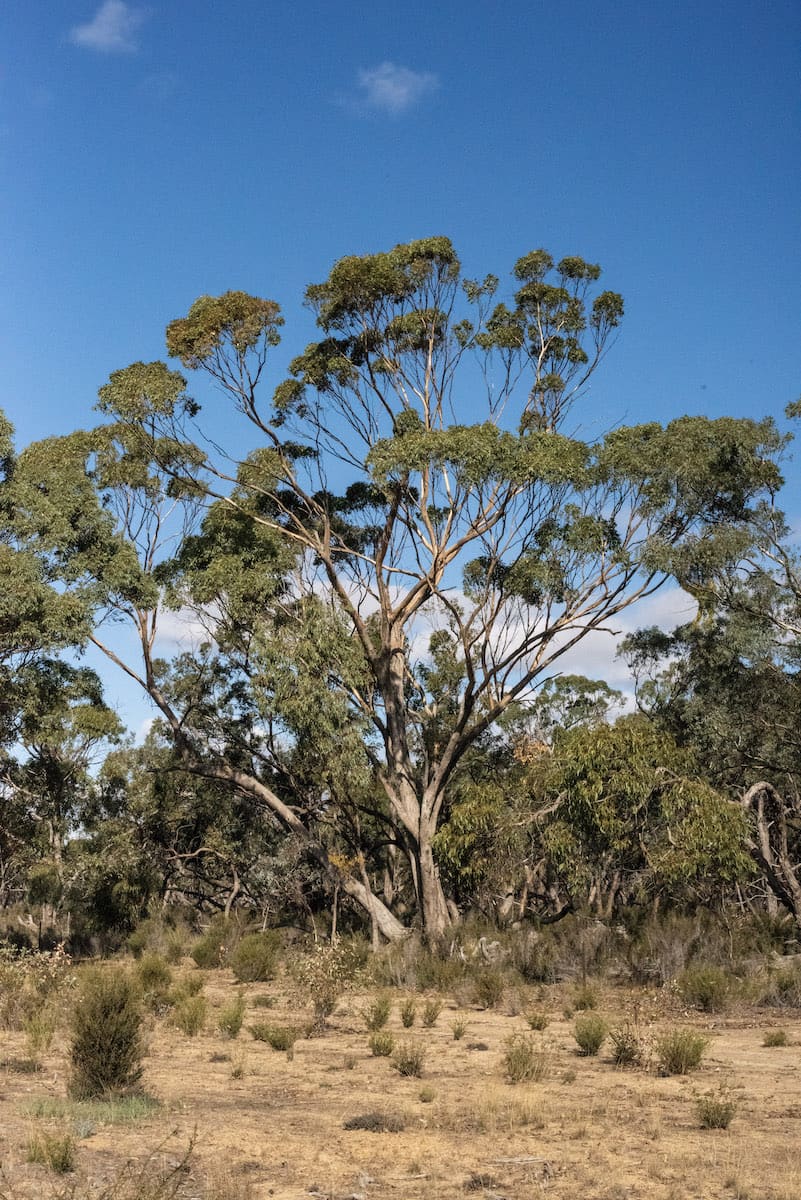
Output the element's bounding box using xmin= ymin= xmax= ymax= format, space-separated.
xmin=356 ymin=62 xmax=439 ymax=115
xmin=69 ymin=1 xmax=146 ymax=54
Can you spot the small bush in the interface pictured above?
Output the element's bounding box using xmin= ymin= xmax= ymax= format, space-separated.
xmin=293 ymin=942 xmax=365 ymax=1029
xmin=677 ymin=965 xmax=731 ymax=1013
xmin=190 ymin=916 xmax=241 ymax=970
xmin=471 ymin=969 xmax=505 ymax=1010
xmin=363 ymin=992 xmax=392 ymax=1031
xmin=574 ymin=1013 xmax=608 ymax=1056
xmin=656 ymin=1028 xmax=708 ymax=1075
xmin=249 ymin=1023 xmax=298 ymax=1052
xmin=136 ymin=953 xmax=172 ymax=994
xmin=68 ymin=968 xmax=144 ymax=1099
xmin=451 ymin=1018 xmax=467 ymax=1040
xmin=218 ymin=991 xmax=246 ymax=1039
xmin=609 ymin=1022 xmax=642 ymax=1067
xmin=418 ymin=1085 xmax=436 ymax=1103
xmin=343 ymin=1111 xmax=406 ymax=1132
xmin=229 ymin=932 xmax=280 ymax=983
xmin=392 ymin=1040 xmax=425 ymax=1076
xmin=171 ymin=995 xmax=207 ymax=1037
xmin=369 ymin=1030 xmax=395 ymax=1057
xmin=502 ymin=1033 xmax=549 ymax=1083
xmin=763 ymin=1028 xmax=789 ymax=1047
xmin=26 ymin=1131 xmax=76 ymax=1173
xmin=400 ymin=998 xmax=416 ymax=1028
xmin=525 ymin=1011 xmax=549 ymax=1031
xmin=697 ymin=1087 xmax=737 ymax=1129
xmin=421 ymin=999 xmax=442 ymax=1027
xmin=572 ymin=984 xmax=598 ymax=1011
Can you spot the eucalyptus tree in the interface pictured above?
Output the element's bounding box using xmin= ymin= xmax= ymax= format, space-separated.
xmin=94 ymin=237 xmax=784 ymax=937
xmin=14 ymin=238 xmax=786 ymax=938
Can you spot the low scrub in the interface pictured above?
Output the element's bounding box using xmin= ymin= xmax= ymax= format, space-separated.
xmin=171 ymin=995 xmax=207 ymax=1037
xmin=697 ymin=1087 xmax=737 ymax=1129
xmin=392 ymin=1040 xmax=425 ymax=1077
xmin=229 ymin=932 xmax=280 ymax=983
xmin=677 ymin=965 xmax=731 ymax=1013
xmin=218 ymin=991 xmax=246 ymax=1039
xmin=362 ymin=992 xmax=392 ymax=1031
xmin=249 ymin=1022 xmax=298 ymax=1052
xmin=368 ymin=1030 xmax=395 ymax=1057
xmin=574 ymin=1013 xmax=608 ymax=1056
xmin=502 ymin=1033 xmax=549 ymax=1083
xmin=656 ymin=1028 xmax=708 ymax=1075
xmin=68 ymin=967 xmax=145 ymax=1099
xmin=343 ymin=1111 xmax=406 ymax=1132
xmin=26 ymin=1130 xmax=76 ymax=1173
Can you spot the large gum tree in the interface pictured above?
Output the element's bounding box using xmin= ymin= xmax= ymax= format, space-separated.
xmin=14 ymin=238 xmax=784 ymax=938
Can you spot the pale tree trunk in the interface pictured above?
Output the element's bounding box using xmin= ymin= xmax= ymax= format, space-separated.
xmin=741 ymin=781 xmax=801 ymax=929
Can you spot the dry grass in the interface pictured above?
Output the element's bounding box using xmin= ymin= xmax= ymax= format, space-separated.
xmin=0 ymin=966 xmax=799 ymax=1200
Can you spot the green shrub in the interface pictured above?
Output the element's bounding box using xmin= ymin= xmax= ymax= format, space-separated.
xmin=229 ymin=932 xmax=280 ymax=983
xmin=697 ymin=1087 xmax=737 ymax=1129
xmin=400 ymin=998 xmax=416 ymax=1028
xmin=292 ymin=942 xmax=365 ymax=1030
xmin=421 ymin=999 xmax=442 ymax=1028
xmin=677 ymin=965 xmax=731 ymax=1013
xmin=574 ymin=1013 xmax=608 ymax=1056
xmin=369 ymin=1030 xmax=395 ymax=1057
xmin=656 ymin=1028 xmax=708 ymax=1075
xmin=218 ymin=991 xmax=246 ymax=1039
xmin=68 ymin=968 xmax=144 ymax=1099
xmin=418 ymin=1085 xmax=436 ymax=1103
xmin=502 ymin=1033 xmax=549 ymax=1083
xmin=24 ymin=1004 xmax=58 ymax=1059
xmin=392 ymin=1040 xmax=425 ymax=1076
xmin=471 ymin=969 xmax=506 ymax=1010
xmin=249 ymin=1023 xmax=298 ymax=1052
xmin=26 ymin=1130 xmax=76 ymax=1173
xmin=135 ymin=953 xmax=173 ymax=1011
xmin=252 ymin=993 xmax=277 ymax=1009
xmin=763 ymin=1028 xmax=789 ymax=1047
xmin=171 ymin=995 xmax=207 ymax=1037
xmin=190 ymin=916 xmax=241 ymax=970
xmin=525 ymin=1011 xmax=549 ymax=1031
xmin=362 ymin=992 xmax=392 ymax=1031
xmin=572 ymin=984 xmax=598 ymax=1011
xmin=609 ymin=1022 xmax=642 ymax=1066
xmin=451 ymin=1017 xmax=467 ymax=1040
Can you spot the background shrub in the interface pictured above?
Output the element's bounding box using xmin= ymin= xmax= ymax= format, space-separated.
xmin=68 ymin=968 xmax=144 ymax=1098
xmin=677 ymin=965 xmax=731 ymax=1012
xmin=369 ymin=1030 xmax=395 ymax=1057
xmin=229 ymin=932 xmax=280 ymax=983
xmin=171 ymin=995 xmax=207 ymax=1037
xmin=362 ymin=992 xmax=392 ymax=1031
xmin=471 ymin=969 xmax=506 ymax=1010
xmin=218 ymin=991 xmax=246 ymax=1039
xmin=392 ymin=1040 xmax=425 ymax=1076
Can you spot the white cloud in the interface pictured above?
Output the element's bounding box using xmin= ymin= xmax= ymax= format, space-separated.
xmin=69 ymin=1 xmax=146 ymax=54
xmin=356 ymin=62 xmax=438 ymax=115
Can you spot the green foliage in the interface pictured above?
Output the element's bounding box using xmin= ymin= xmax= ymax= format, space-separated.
xmin=368 ymin=1030 xmax=395 ymax=1057
xmin=451 ymin=1018 xmax=467 ymax=1040
xmin=68 ymin=968 xmax=144 ymax=1098
xmin=26 ymin=1130 xmax=76 ymax=1173
xmin=762 ymin=1029 xmax=789 ymax=1047
xmin=421 ymin=999 xmax=442 ymax=1027
xmin=400 ymin=998 xmax=416 ymax=1028
xmin=362 ymin=992 xmax=392 ymax=1031
xmin=471 ymin=969 xmax=506 ymax=1010
xmin=249 ymin=1023 xmax=297 ymax=1052
xmin=656 ymin=1028 xmax=708 ymax=1074
xmin=392 ymin=1040 xmax=425 ymax=1077
xmin=677 ymin=965 xmax=732 ymax=1012
xmin=292 ymin=942 xmax=365 ymax=1028
xmin=218 ymin=991 xmax=246 ymax=1039
xmin=573 ymin=1013 xmax=608 ymax=1056
xmin=229 ymin=932 xmax=280 ymax=983
xmin=525 ymin=1011 xmax=549 ymax=1031
xmin=572 ymin=984 xmax=599 ymax=1011
xmin=502 ymin=1033 xmax=549 ymax=1083
xmin=135 ymin=953 xmax=173 ymax=1010
xmin=171 ymin=995 xmax=207 ymax=1036
xmin=697 ymin=1087 xmax=737 ymax=1129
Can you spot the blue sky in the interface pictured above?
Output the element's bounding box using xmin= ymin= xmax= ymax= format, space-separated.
xmin=2 ymin=0 xmax=800 ymax=730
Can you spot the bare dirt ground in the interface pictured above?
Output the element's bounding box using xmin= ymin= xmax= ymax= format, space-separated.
xmin=2 ymin=968 xmax=801 ymax=1200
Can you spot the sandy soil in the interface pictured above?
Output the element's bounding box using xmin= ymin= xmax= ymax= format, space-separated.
xmin=2 ymin=969 xmax=801 ymax=1199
